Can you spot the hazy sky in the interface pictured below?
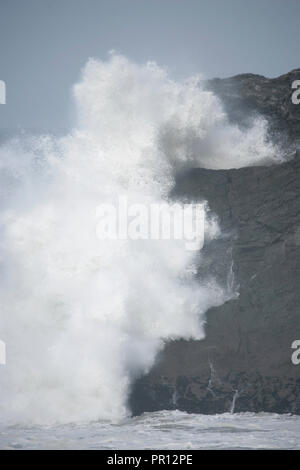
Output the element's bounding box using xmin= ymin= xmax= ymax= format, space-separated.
xmin=0 ymin=0 xmax=299 ymax=129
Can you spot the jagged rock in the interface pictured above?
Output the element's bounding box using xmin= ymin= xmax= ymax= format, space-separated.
xmin=207 ymin=69 xmax=300 ymax=148
xmin=129 ymin=70 xmax=300 ymax=416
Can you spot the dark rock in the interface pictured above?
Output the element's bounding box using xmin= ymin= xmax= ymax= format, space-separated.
xmin=129 ymin=70 xmax=300 ymax=416
xmin=206 ymin=69 xmax=300 ymax=150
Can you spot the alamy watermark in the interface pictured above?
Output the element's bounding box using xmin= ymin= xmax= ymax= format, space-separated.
xmin=292 ymin=80 xmax=300 ymax=105
xmin=0 ymin=340 xmax=6 ymax=365
xmin=0 ymin=80 xmax=6 ymax=363
xmin=291 ymin=340 xmax=300 ymax=365
xmin=0 ymin=79 xmax=6 ymax=104
xmin=96 ymin=197 xmax=205 ymax=251
xmin=0 ymin=80 xmax=6 ymax=365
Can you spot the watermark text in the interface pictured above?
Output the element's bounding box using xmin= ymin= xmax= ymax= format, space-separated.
xmin=96 ymin=197 xmax=205 ymax=251
xmin=0 ymin=340 xmax=6 ymax=365
xmin=292 ymin=80 xmax=300 ymax=105
xmin=291 ymin=340 xmax=300 ymax=365
xmin=0 ymin=80 xmax=6 ymax=104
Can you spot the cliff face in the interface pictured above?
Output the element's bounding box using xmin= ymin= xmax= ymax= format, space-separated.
xmin=130 ymin=70 xmax=300 ymax=415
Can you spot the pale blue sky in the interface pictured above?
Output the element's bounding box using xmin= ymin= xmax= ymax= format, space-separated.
xmin=0 ymin=0 xmax=299 ymax=129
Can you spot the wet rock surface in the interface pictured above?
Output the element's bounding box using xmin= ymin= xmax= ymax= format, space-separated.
xmin=130 ymin=70 xmax=300 ymax=415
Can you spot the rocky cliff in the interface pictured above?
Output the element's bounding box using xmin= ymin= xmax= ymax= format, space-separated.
xmin=130 ymin=70 xmax=300 ymax=415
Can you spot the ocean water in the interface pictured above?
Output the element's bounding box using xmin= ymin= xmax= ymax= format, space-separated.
xmin=1 ymin=411 xmax=299 ymax=450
